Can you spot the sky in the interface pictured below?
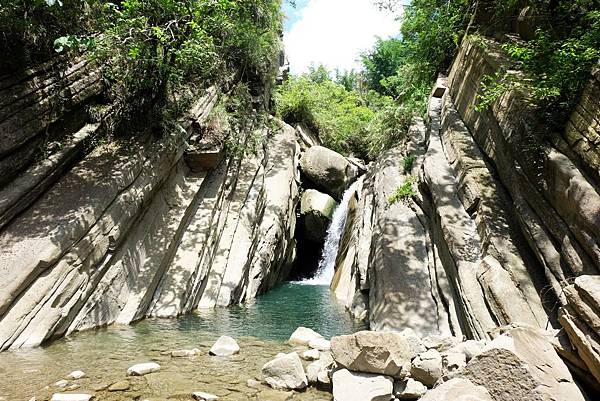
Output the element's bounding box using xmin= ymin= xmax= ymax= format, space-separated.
xmin=282 ymin=0 xmax=402 ymax=74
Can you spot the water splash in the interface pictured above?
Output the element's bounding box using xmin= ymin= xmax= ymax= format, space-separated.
xmin=302 ymin=181 xmax=358 ymax=285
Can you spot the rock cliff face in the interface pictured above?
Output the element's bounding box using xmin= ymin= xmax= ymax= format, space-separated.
xmin=331 ymin=34 xmax=600 ymax=386
xmin=0 ymin=60 xmax=300 ymax=349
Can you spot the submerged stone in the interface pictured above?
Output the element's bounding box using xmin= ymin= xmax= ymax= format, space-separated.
xmin=126 ymin=362 xmax=160 ymax=376
xmin=192 ymin=391 xmax=219 ymax=400
xmin=108 ymin=380 xmax=130 ymax=391
xmin=50 ymin=394 xmax=92 ymax=401
xmin=67 ymin=371 xmax=85 ymax=380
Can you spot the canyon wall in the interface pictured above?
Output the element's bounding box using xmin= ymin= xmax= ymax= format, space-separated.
xmin=332 ymin=35 xmax=600 ymax=387
xmin=0 ymin=59 xmax=300 ymax=349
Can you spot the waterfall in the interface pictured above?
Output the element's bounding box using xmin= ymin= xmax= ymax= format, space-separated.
xmin=302 ymin=181 xmax=358 ymax=285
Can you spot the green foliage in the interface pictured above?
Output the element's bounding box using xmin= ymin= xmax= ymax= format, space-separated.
xmin=93 ymin=0 xmax=282 ymax=135
xmin=476 ymin=1 xmax=600 ymax=127
xmin=1 ymin=0 xmax=282 ymax=135
xmin=0 ymin=0 xmax=98 ymax=72
xmin=388 ymin=176 xmax=416 ymax=205
xmin=361 ymin=38 xmax=405 ymax=95
xmin=274 ymin=73 xmax=376 ymax=157
xmin=403 ymin=154 xmax=417 ymax=174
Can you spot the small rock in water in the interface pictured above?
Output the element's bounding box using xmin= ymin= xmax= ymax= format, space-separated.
xmin=209 ymin=336 xmax=240 ymax=356
xmin=126 ymin=362 xmax=161 ymax=376
xmin=108 ymin=380 xmax=130 ymax=391
xmin=288 ymin=327 xmax=323 ymax=346
xmin=308 ymin=338 xmax=331 ymax=351
xmin=67 ymin=370 xmax=85 ymax=380
xmin=246 ymin=379 xmax=261 ymax=389
xmin=301 ymin=349 xmax=320 ymax=361
xmin=55 ymin=380 xmax=69 ymax=388
xmin=171 ymin=348 xmax=201 ymax=357
xmin=192 ymin=391 xmax=219 ymax=401
xmin=50 ymin=394 xmax=92 ymax=401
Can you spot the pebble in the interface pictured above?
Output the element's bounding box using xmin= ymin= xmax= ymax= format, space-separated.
xmin=55 ymin=380 xmax=69 ymax=388
xmin=192 ymin=391 xmax=219 ymax=400
xmin=67 ymin=370 xmax=85 ymax=380
xmin=108 ymin=380 xmax=130 ymax=391
xmin=50 ymin=394 xmax=92 ymax=401
xmin=127 ymin=362 xmax=161 ymax=376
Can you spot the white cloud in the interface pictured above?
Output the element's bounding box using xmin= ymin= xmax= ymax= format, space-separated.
xmin=283 ymin=0 xmax=401 ymax=74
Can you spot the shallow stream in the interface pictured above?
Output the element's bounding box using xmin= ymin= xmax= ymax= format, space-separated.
xmin=0 ymin=283 xmax=366 ymax=400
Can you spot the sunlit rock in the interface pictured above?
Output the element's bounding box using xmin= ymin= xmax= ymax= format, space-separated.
xmin=262 ymin=352 xmax=308 ymax=390
xmin=67 ymin=371 xmax=85 ymax=380
xmin=332 ymin=369 xmax=393 ymax=401
xmin=410 ymin=349 xmax=443 ymax=388
xmin=393 ymin=378 xmax=428 ymax=400
xmin=308 ymin=338 xmax=330 ymax=351
xmin=209 ymin=336 xmax=240 ymax=356
xmin=192 ymin=391 xmax=218 ymax=401
xmin=331 ymin=331 xmax=416 ymax=379
xmin=301 ymin=349 xmax=320 ymax=361
xmin=419 ymin=378 xmax=491 ymax=401
xmin=288 ymin=327 xmax=323 ymax=346
xmin=126 ymin=362 xmax=160 ymax=376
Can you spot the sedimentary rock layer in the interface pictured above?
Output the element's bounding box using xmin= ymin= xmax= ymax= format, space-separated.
xmin=0 ymin=82 xmax=299 ymax=348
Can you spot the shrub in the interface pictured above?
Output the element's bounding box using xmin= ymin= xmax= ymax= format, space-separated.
xmin=388 ymin=176 xmax=416 ymax=205
xmin=403 ymin=154 xmax=417 ymax=174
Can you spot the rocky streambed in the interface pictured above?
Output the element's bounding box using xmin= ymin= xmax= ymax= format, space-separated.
xmin=0 ymin=283 xmax=364 ymax=400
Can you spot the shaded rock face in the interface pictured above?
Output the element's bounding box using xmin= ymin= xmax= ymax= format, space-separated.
xmin=299 ymin=145 xmax=358 ymax=200
xmin=458 ymin=326 xmax=586 ymax=401
xmin=300 ymin=189 xmax=337 ymax=243
xmin=0 ymin=76 xmax=300 ymax=348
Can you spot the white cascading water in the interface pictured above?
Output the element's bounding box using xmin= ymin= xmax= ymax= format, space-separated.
xmin=302 ymin=181 xmax=358 ymax=285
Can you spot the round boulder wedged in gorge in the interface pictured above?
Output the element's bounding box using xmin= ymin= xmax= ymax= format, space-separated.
xmin=300 ymin=189 xmax=337 ymax=243
xmin=299 ymin=146 xmax=358 ymax=201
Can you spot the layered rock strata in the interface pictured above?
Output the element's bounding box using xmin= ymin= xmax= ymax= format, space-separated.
xmin=0 ymin=79 xmax=299 ymax=348
xmin=332 ymin=35 xmax=600 ymax=348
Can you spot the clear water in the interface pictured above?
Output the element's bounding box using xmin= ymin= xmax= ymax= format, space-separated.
xmin=0 ymin=282 xmax=365 ymax=400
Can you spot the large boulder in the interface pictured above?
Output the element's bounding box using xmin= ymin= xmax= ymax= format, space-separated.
xmin=419 ymin=378 xmax=492 ymax=401
xmin=299 ymin=146 xmax=358 ymax=200
xmin=300 ymin=189 xmax=337 ymax=243
xmin=332 ymin=369 xmax=393 ymax=401
xmin=457 ymin=326 xmax=587 ymax=401
xmin=331 ymin=331 xmax=417 ymax=378
xmin=262 ymin=352 xmax=308 ymax=390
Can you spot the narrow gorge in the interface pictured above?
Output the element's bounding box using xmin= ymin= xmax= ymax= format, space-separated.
xmin=1 ymin=1 xmax=600 ymax=401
